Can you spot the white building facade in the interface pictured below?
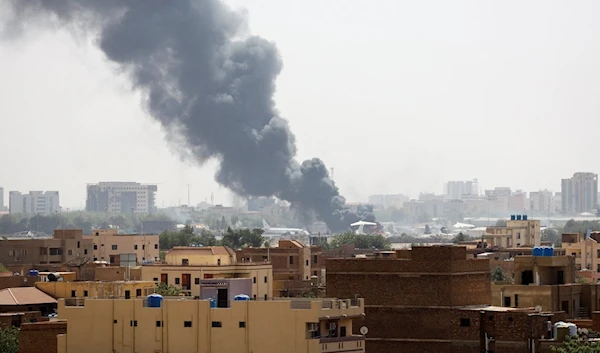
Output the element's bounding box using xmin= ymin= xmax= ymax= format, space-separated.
xmin=9 ymin=191 xmax=60 ymax=215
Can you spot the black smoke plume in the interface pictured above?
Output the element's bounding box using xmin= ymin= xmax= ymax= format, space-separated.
xmin=6 ymin=0 xmax=374 ymax=231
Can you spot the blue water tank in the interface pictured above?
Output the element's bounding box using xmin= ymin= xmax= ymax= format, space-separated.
xmin=234 ymin=294 xmax=251 ymax=301
xmin=28 ymin=270 xmax=39 ymax=276
xmin=516 ymin=215 xmax=522 ymax=220
xmin=147 ymin=294 xmax=163 ymax=308
xmin=510 ymin=215 xmax=516 ymax=220
xmin=523 ymin=215 xmax=528 ymax=220
xmin=543 ymin=247 xmax=554 ymax=257
xmin=209 ymin=298 xmax=217 ymax=308
xmin=533 ymin=247 xmax=544 ymax=256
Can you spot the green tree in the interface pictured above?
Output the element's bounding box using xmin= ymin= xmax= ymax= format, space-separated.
xmin=452 ymin=232 xmax=469 ymax=244
xmin=330 ymin=232 xmax=391 ymax=250
xmin=241 ymin=229 xmax=265 ymax=248
xmin=490 ymin=266 xmax=511 ymax=282
xmin=154 ymin=282 xmax=182 ymax=296
xmin=495 ymin=219 xmax=507 ymax=227
xmin=424 ymin=224 xmax=431 ymax=235
xmin=551 ymin=335 xmax=600 ymax=352
xmin=0 ymin=326 xmax=19 ymax=353
xmin=230 ymin=215 xmax=239 ymax=226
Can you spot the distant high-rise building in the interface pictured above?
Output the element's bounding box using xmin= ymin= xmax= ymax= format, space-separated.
xmin=561 ymin=173 xmax=598 ymax=214
xmin=529 ymin=189 xmax=553 ymax=213
xmin=368 ymin=194 xmax=409 ymax=209
xmin=9 ymin=191 xmax=60 ymax=215
xmin=485 ymin=187 xmax=512 ymax=198
xmin=0 ymin=186 xmax=4 ymax=211
xmin=86 ymin=182 xmax=157 ymax=214
xmin=443 ymin=179 xmax=479 ymax=200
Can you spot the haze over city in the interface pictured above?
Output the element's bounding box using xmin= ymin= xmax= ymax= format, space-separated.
xmin=2 ymin=0 xmax=600 ymax=210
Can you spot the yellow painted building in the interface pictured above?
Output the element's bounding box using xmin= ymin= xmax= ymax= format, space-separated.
xmin=36 ymin=280 xmax=156 ymax=299
xmin=484 ymin=218 xmax=541 ymax=248
xmin=84 ymin=229 xmax=160 ymax=264
xmin=56 ymin=297 xmax=365 ymax=353
xmin=563 ymin=232 xmax=600 ymax=274
xmin=165 ymin=246 xmax=236 ymax=266
xmin=142 ymin=263 xmax=272 ymax=300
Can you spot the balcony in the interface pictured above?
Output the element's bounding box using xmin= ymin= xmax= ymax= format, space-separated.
xmin=320 ymin=335 xmax=365 ymax=353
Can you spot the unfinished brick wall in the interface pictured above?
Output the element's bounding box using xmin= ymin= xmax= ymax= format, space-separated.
xmin=19 ymin=321 xmax=67 ymax=353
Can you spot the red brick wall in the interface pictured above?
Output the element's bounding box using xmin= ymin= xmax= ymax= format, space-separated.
xmin=19 ymin=321 xmax=67 ymax=353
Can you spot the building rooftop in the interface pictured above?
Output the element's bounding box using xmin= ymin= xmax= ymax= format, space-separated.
xmin=166 ymin=246 xmax=234 ymax=256
xmin=0 ymin=287 xmax=57 ymax=306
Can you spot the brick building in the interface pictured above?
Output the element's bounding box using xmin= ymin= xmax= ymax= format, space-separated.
xmin=19 ymin=320 xmax=67 ymax=353
xmin=326 ymin=245 xmax=555 ymax=353
xmin=237 ymin=240 xmax=322 ymax=296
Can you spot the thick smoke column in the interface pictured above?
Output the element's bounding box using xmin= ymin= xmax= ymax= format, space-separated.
xmin=7 ymin=0 xmax=374 ymax=231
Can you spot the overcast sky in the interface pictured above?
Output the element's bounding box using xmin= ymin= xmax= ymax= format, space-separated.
xmin=1 ymin=0 xmax=600 ymax=209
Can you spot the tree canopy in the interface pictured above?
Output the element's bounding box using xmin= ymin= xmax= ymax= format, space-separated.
xmin=330 ymin=232 xmax=391 ymax=250
xmin=154 ymin=282 xmax=182 ymax=296
xmin=159 ymin=226 xmax=265 ymax=250
xmin=0 ymin=326 xmax=19 ymax=353
xmin=551 ymin=335 xmax=600 ymax=352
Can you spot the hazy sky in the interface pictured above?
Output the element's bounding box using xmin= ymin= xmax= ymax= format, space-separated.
xmin=1 ymin=0 xmax=600 ymax=209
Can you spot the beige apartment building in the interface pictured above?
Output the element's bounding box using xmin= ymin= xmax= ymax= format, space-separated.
xmin=483 ymin=216 xmax=541 ymax=248
xmin=562 ymin=232 xmax=600 ymax=277
xmin=55 ymin=297 xmax=365 ymax=353
xmin=142 ymin=246 xmax=273 ymax=300
xmin=0 ymin=229 xmax=93 ymax=270
xmin=84 ymin=229 xmax=159 ymax=264
xmin=36 ymin=280 xmax=156 ymax=299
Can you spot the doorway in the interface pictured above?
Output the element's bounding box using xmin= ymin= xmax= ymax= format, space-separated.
xmin=161 ymin=273 xmax=168 ymax=284
xmin=217 ymin=288 xmax=228 ymax=308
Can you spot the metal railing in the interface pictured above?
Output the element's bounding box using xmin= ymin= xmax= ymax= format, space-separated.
xmin=64 ymin=299 xmax=85 ymax=307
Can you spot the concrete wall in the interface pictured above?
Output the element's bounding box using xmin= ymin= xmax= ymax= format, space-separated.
xmin=56 ymin=299 xmax=334 ymax=353
xmin=36 ymin=281 xmax=156 ymax=299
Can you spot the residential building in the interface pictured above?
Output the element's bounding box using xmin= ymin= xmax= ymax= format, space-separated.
xmin=9 ymin=191 xmax=59 ymax=215
xmin=326 ymin=245 xmax=554 ymax=353
xmin=562 ymin=231 xmax=600 ymax=276
xmin=19 ymin=321 xmax=67 ymax=353
xmin=36 ymin=280 xmax=156 ymax=299
xmin=237 ymin=240 xmax=319 ymax=297
xmin=86 ymin=182 xmax=157 ymax=214
xmin=490 ymin=254 xmax=578 ymax=316
xmin=141 ymin=247 xmax=273 ymax=300
xmin=83 ymin=229 xmax=159 ymax=264
xmin=0 ymin=287 xmax=57 ymax=316
xmin=529 ymin=190 xmax=553 ymax=214
xmin=55 ymin=296 xmax=365 ymax=353
xmin=483 ymin=215 xmax=541 ymax=248
xmin=485 ymin=187 xmax=512 ymax=198
xmin=367 ymin=194 xmax=409 ymax=209
xmin=554 ymin=192 xmax=562 ymax=213
xmin=561 ymin=172 xmax=598 ymax=214
xmin=0 ymin=229 xmax=93 ymax=270
xmin=443 ymin=179 xmax=479 ymax=200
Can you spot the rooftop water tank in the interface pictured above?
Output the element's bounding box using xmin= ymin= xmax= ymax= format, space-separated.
xmin=517 ymin=215 xmax=522 ymax=221
xmin=234 ymin=294 xmax=251 ymax=301
xmin=511 ymin=215 xmax=516 ymax=220
xmin=209 ymin=298 xmax=217 ymax=308
xmin=543 ymin=247 xmax=554 ymax=257
xmin=532 ymin=247 xmax=544 ymax=257
xmin=28 ymin=270 xmax=39 ymax=276
xmin=523 ymin=215 xmax=528 ymax=220
xmin=147 ymin=293 xmax=163 ymax=308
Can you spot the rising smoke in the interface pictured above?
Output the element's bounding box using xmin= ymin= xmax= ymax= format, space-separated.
xmin=5 ymin=0 xmax=374 ymax=231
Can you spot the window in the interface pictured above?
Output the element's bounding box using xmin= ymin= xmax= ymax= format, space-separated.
xmin=156 ymin=321 xmax=163 ymax=327
xmin=84 ymin=249 xmax=88 ymax=255
xmin=153 ymin=277 xmax=159 ymax=282
xmin=239 ymin=321 xmax=246 ymax=328
xmin=136 ymin=289 xmax=142 ymax=297
xmin=313 ymin=271 xmax=318 ymax=276
xmin=306 ymin=323 xmax=319 ymax=339
xmin=253 ymin=277 xmax=256 ymax=284
xmin=211 ymin=321 xmax=221 ymax=328
xmin=143 ymin=245 xmax=145 ymax=250
xmin=77 ymin=241 xmax=80 ymax=249
xmin=112 ymin=245 xmax=118 ymax=250
xmin=514 ymin=294 xmax=519 ymax=307
xmin=39 ymin=248 xmax=47 ymax=255
xmin=71 ymin=290 xmax=76 ymax=297
xmin=264 ymin=276 xmax=267 ymax=283
xmin=253 ymin=295 xmax=256 ymax=300
xmin=134 ymin=245 xmax=138 ymax=250
xmin=264 ymin=294 xmax=268 ymax=300
xmin=516 ymin=232 xmax=521 ymax=239
xmin=460 ymin=318 xmax=471 ymax=327
xmin=8 ymin=250 xmax=14 ymax=256
xmin=289 ymin=256 xmax=294 ymax=265
xmin=130 ymin=320 xmax=138 ymax=327
xmin=94 ymin=245 xmax=98 ymax=250
xmin=49 ymin=248 xmax=62 ymax=255
xmin=306 ymin=260 xmax=309 ymax=266
xmin=182 ymin=259 xmax=189 ymax=266
xmin=504 ymin=297 xmax=511 ymax=307
xmin=313 ymin=255 xmax=318 ymax=264
xmin=154 ymin=244 xmax=158 ymax=249
xmin=113 ymin=320 xmax=117 ymax=324
xmin=94 ymin=258 xmax=98 ymax=261
xmin=125 ymin=290 xmax=131 ymax=299
xmin=175 ymin=278 xmax=180 ymax=285
xmin=340 ymin=326 xmax=347 ymax=337
xmin=83 ymin=291 xmax=88 ymax=297
xmin=195 ymin=278 xmax=200 ymax=285
xmin=597 ymin=249 xmax=600 ymax=258
xmin=68 ymin=250 xmax=73 ymax=256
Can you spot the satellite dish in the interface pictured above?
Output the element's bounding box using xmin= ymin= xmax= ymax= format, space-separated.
xmin=535 ymin=305 xmax=542 ymax=313
xmin=360 ymin=326 xmax=368 ymax=335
